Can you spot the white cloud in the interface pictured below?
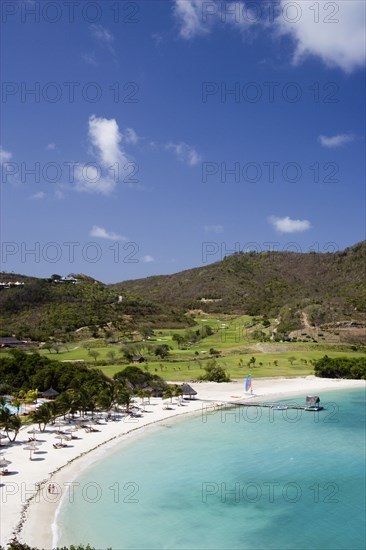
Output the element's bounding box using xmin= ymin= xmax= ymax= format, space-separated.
xmin=318 ymin=134 xmax=354 ymax=148
xmin=31 ymin=191 xmax=46 ymax=200
xmin=173 ymin=0 xmax=208 ymax=39
xmin=88 ymin=115 xmax=123 ymax=167
xmin=90 ymin=225 xmax=128 ymax=241
xmin=46 ymin=142 xmax=56 ymax=150
xmin=269 ymin=216 xmax=311 ymax=234
xmin=0 ymin=147 xmax=12 ymax=164
xmin=75 ymin=115 xmax=132 ymax=195
xmin=75 ymin=164 xmax=117 ymax=195
xmin=166 ymin=142 xmax=202 ymax=166
xmin=123 ymin=128 xmax=140 ymax=145
xmin=82 ymin=51 xmax=98 ymax=66
xmin=141 ymin=255 xmax=155 ymax=263
xmin=276 ymin=0 xmax=366 ymax=72
xmin=173 ymin=1 xmax=365 ymax=73
xmin=204 ymin=224 xmax=224 ymax=234
xmin=89 ymin=24 xmax=115 ymax=52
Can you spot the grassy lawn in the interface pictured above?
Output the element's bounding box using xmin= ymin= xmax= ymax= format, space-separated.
xmin=4 ymin=313 xmax=365 ymax=383
xmin=92 ymin=349 xmax=366 ymax=382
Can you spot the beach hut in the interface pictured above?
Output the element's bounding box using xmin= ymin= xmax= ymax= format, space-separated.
xmin=41 ymin=387 xmax=59 ymax=399
xmin=132 ymin=356 xmax=146 ymax=364
xmin=182 ymin=384 xmax=197 ymax=399
xmin=305 ymin=396 xmax=321 ymax=409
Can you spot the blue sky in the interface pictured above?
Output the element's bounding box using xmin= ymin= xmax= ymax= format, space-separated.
xmin=1 ymin=0 xmax=365 ymax=283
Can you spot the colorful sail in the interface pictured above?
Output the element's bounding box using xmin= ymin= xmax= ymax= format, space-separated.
xmin=245 ymin=375 xmax=251 ymax=393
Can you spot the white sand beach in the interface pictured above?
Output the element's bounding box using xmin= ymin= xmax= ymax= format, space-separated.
xmin=1 ymin=376 xmax=365 ymax=549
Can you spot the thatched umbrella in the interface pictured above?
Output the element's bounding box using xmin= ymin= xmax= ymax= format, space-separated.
xmin=27 ymin=427 xmax=41 ymax=441
xmin=182 ymin=384 xmax=197 ymax=399
xmin=24 ymin=444 xmax=38 ymax=460
xmin=0 ymin=457 xmax=11 ymax=472
xmin=65 ymin=427 xmax=76 ymax=433
xmin=65 ymin=427 xmax=77 ymax=439
xmin=55 ymin=434 xmax=65 ymax=445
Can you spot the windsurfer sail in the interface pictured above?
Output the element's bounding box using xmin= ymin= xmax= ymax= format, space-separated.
xmin=245 ymin=375 xmax=252 ymax=394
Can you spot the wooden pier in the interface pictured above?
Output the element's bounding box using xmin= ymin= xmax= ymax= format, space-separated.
xmin=201 ymin=398 xmax=324 ymax=411
xmin=227 ymin=401 xmax=324 ymax=411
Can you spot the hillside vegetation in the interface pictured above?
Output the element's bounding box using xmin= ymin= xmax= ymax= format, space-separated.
xmin=0 ymin=277 xmax=192 ymax=341
xmin=114 ymin=242 xmax=366 ymax=329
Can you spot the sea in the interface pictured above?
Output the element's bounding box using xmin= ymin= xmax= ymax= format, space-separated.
xmin=55 ymin=388 xmax=366 ymax=550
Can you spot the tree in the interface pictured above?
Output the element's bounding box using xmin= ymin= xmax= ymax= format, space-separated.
xmin=88 ymin=349 xmax=100 ymax=362
xmin=52 ymin=342 xmax=62 ymax=354
xmin=155 ymin=344 xmax=170 ymax=359
xmin=248 ymin=356 xmax=256 ymax=368
xmin=140 ymin=327 xmax=154 ymax=340
xmin=96 ymin=389 xmax=113 ymax=412
xmin=174 ymin=386 xmax=183 ymax=398
xmin=116 ymin=388 xmax=133 ymax=413
xmin=163 ymin=387 xmax=174 ymax=403
xmin=138 ymin=389 xmax=152 ymax=406
xmin=288 ymin=356 xmax=297 ymax=366
xmin=199 ymin=360 xmax=230 ymax=383
xmin=107 ymin=350 xmax=116 ymax=362
xmin=172 ymin=333 xmax=186 ymax=349
xmin=43 ymin=341 xmax=53 ymax=354
xmin=24 ymin=389 xmax=38 ymax=403
xmin=29 ymin=404 xmax=52 ymax=432
xmin=12 ymin=398 xmax=21 ymax=415
xmin=0 ymin=409 xmax=21 ymax=442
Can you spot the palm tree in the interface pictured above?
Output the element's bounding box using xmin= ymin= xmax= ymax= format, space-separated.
xmin=163 ymin=387 xmax=174 ymax=404
xmin=29 ymin=404 xmax=52 ymax=432
xmin=116 ymin=388 xmax=133 ymax=413
xmin=96 ymin=389 xmax=113 ymax=413
xmin=0 ymin=410 xmax=21 ymax=442
xmin=174 ymin=386 xmax=183 ymax=399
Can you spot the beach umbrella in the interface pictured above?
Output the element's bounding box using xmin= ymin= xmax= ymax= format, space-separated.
xmin=0 ymin=457 xmax=11 ymax=471
xmin=55 ymin=434 xmax=65 ymax=444
xmin=24 ymin=444 xmax=39 ymax=460
xmin=27 ymin=427 xmax=40 ymax=435
xmin=27 ymin=427 xmax=41 ymax=441
xmin=65 ymin=427 xmax=77 ymax=439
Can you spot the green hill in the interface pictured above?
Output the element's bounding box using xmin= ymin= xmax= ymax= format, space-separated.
xmin=1 ymin=242 xmax=365 ymax=342
xmin=113 ymin=241 xmax=366 ymax=326
xmin=0 ymin=276 xmax=192 ymax=341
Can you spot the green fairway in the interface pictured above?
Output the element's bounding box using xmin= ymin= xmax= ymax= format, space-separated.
xmin=6 ymin=313 xmax=364 ymax=383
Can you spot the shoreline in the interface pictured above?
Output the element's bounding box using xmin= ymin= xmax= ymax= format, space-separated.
xmin=1 ymin=376 xmax=365 ymax=549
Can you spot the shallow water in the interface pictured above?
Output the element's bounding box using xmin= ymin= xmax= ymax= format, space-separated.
xmin=57 ymin=389 xmax=366 ymax=549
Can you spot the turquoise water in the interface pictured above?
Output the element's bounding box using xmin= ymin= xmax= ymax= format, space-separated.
xmin=57 ymin=389 xmax=365 ymax=549
xmin=5 ymin=404 xmax=27 ymax=414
